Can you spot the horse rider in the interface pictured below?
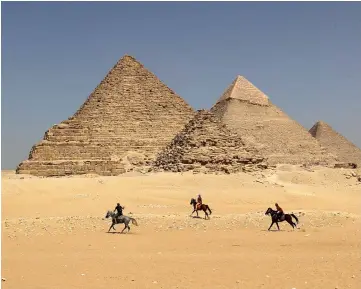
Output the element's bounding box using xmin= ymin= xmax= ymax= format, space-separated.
xmin=275 ymin=203 xmax=284 ymax=220
xmin=196 ymin=194 xmax=203 ymax=210
xmin=114 ymin=203 xmax=125 ymax=219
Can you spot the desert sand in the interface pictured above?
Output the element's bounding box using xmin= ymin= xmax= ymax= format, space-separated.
xmin=2 ymin=166 xmax=361 ymax=289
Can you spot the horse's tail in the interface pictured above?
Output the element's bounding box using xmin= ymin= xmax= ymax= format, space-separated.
xmin=207 ymin=205 xmax=212 ymax=215
xmin=131 ymin=218 xmax=138 ymax=226
xmin=291 ymin=213 xmax=299 ymax=224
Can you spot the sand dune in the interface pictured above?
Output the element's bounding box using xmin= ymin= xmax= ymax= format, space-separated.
xmin=2 ymin=166 xmax=361 ymax=289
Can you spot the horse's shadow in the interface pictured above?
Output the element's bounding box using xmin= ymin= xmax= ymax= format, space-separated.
xmin=260 ymin=229 xmax=297 ymax=232
xmin=191 ymin=215 xmax=202 ymax=219
xmin=106 ymin=231 xmax=135 ymax=235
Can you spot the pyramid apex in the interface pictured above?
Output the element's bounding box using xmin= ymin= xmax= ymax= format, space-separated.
xmin=120 ymin=54 xmax=137 ymax=60
xmin=216 ymin=75 xmax=269 ymax=106
xmin=117 ymin=54 xmax=142 ymax=64
xmin=315 ymin=120 xmax=326 ymax=125
xmin=310 ymin=121 xmax=332 ymax=134
xmin=236 ymin=75 xmax=246 ymax=80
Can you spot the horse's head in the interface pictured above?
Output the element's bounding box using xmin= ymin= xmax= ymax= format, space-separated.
xmin=265 ymin=207 xmax=273 ymax=215
xmin=105 ymin=210 xmax=113 ymax=219
xmin=190 ymin=198 xmax=196 ymax=205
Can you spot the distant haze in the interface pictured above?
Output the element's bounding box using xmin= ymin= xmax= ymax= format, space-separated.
xmin=2 ymin=2 xmax=361 ymax=169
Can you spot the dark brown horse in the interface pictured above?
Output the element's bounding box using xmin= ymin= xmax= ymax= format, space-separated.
xmin=190 ymin=198 xmax=212 ymax=219
xmin=265 ymin=207 xmax=299 ymax=231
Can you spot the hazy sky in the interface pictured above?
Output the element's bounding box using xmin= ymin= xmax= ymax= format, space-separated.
xmin=2 ymin=2 xmax=361 ymax=169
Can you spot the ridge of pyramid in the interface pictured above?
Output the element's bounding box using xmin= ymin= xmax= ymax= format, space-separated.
xmin=16 ymin=54 xmax=195 ymax=176
xmin=217 ymin=75 xmax=269 ymax=106
xmin=152 ymin=109 xmax=267 ymax=174
xmin=309 ymin=121 xmax=361 ymax=166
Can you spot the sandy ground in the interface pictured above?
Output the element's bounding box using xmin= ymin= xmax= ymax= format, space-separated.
xmin=2 ymin=166 xmax=361 ymax=289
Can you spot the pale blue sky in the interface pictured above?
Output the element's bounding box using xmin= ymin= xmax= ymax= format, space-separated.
xmin=2 ymin=2 xmax=361 ymax=169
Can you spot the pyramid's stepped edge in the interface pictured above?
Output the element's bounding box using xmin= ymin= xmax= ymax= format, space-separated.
xmin=309 ymin=121 xmax=361 ymax=166
xmin=16 ymin=55 xmax=195 ymax=176
xmin=211 ymin=95 xmax=337 ymax=166
xmin=16 ymin=160 xmax=127 ymax=177
xmin=153 ymin=110 xmax=268 ymax=174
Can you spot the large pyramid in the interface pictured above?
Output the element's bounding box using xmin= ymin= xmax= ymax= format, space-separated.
xmin=17 ymin=55 xmax=195 ymax=176
xmin=153 ymin=109 xmax=267 ymax=174
xmin=309 ymin=121 xmax=361 ymax=166
xmin=211 ymin=76 xmax=337 ymax=166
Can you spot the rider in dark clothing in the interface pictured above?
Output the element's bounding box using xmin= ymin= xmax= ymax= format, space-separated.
xmin=114 ymin=203 xmax=124 ymax=219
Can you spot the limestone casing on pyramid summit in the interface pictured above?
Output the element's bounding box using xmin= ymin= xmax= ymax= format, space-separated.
xmin=211 ymin=76 xmax=338 ymax=166
xmin=309 ymin=121 xmax=361 ymax=166
xmin=153 ymin=109 xmax=268 ymax=174
xmin=217 ymin=75 xmax=269 ymax=106
xmin=16 ymin=54 xmax=195 ymax=176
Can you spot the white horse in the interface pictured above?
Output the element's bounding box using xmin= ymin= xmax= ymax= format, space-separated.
xmin=105 ymin=210 xmax=138 ymax=233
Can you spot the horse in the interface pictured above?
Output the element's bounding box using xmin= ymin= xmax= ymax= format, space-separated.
xmin=265 ymin=207 xmax=299 ymax=231
xmin=190 ymin=198 xmax=212 ymax=219
xmin=105 ymin=210 xmax=138 ymax=233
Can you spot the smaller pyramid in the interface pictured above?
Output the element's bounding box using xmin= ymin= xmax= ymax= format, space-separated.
xmin=153 ymin=110 xmax=267 ymax=174
xmin=309 ymin=121 xmax=361 ymax=166
xmin=217 ymin=76 xmax=269 ymax=106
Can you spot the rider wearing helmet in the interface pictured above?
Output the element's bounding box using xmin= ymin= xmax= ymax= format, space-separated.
xmin=275 ymin=203 xmax=284 ymax=220
xmin=114 ymin=203 xmax=124 ymax=219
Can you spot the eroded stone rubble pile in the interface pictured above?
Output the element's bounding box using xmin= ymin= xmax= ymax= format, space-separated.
xmin=153 ymin=110 xmax=268 ymax=174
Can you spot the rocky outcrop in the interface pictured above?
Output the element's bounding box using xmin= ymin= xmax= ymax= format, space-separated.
xmin=153 ymin=110 xmax=268 ymax=174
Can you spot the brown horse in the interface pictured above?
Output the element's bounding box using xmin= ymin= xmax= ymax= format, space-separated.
xmin=190 ymin=198 xmax=212 ymax=219
xmin=265 ymin=207 xmax=299 ymax=231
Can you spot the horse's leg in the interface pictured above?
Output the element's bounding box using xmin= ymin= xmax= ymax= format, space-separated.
xmin=204 ymin=208 xmax=210 ymax=219
xmin=109 ymin=220 xmax=117 ymax=231
xmin=207 ymin=205 xmax=212 ymax=215
xmin=276 ymin=222 xmax=280 ymax=230
xmin=196 ymin=210 xmax=199 ymax=217
xmin=286 ymin=217 xmax=295 ymax=229
xmin=121 ymin=224 xmax=127 ymax=234
xmin=268 ymin=221 xmax=274 ymax=231
xmin=190 ymin=205 xmax=196 ymax=216
xmin=290 ymin=215 xmax=298 ymax=229
xmin=204 ymin=209 xmax=208 ymax=220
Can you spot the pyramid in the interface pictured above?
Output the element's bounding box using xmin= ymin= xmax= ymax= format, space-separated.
xmin=16 ymin=55 xmax=195 ymax=176
xmin=211 ymin=76 xmax=337 ymax=166
xmin=153 ymin=109 xmax=267 ymax=174
xmin=309 ymin=121 xmax=361 ymax=166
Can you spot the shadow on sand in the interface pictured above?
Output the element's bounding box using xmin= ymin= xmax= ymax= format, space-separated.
xmin=106 ymin=231 xmax=135 ymax=234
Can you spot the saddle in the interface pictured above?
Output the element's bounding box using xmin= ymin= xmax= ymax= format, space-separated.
xmin=196 ymin=203 xmax=202 ymax=210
